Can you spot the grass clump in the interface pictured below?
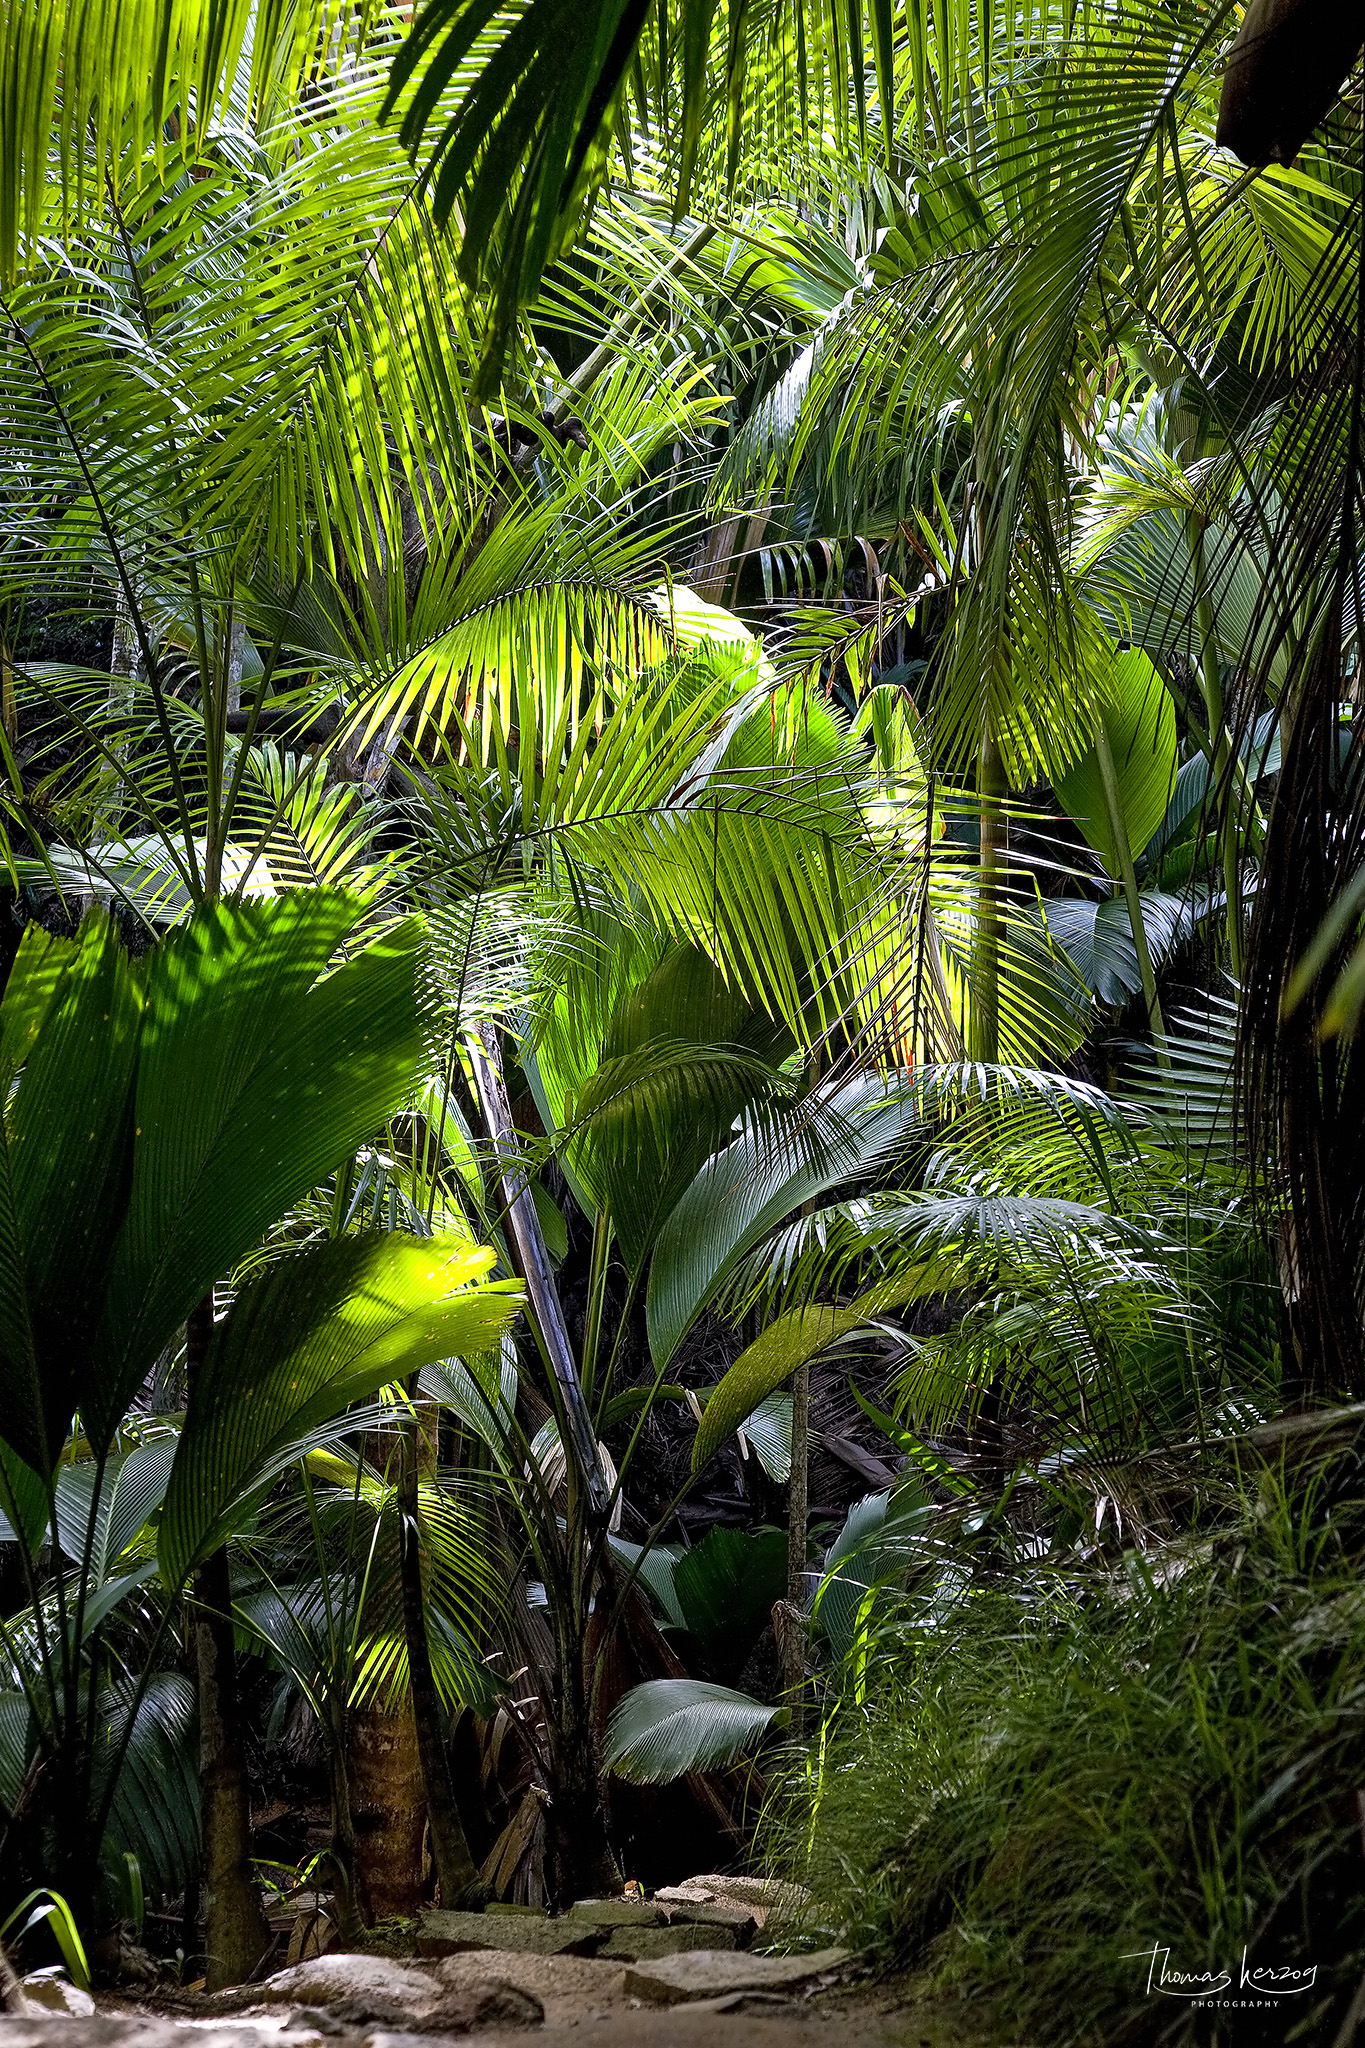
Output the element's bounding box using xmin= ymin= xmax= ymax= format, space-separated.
xmin=774 ymin=1462 xmax=1365 ymax=2044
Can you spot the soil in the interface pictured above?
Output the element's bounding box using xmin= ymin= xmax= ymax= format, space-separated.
xmin=40 ymin=1964 xmax=1009 ymax=2048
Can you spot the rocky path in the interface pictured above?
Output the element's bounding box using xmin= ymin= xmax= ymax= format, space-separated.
xmin=0 ymin=1877 xmax=999 ymax=2048
xmin=0 ymin=1964 xmax=991 ymax=2048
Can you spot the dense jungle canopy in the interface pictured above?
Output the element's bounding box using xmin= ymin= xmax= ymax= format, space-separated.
xmin=0 ymin=2 xmax=1363 ymax=2042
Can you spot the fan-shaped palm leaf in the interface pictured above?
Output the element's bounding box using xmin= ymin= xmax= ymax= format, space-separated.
xmin=601 ymin=1676 xmax=786 ymax=1784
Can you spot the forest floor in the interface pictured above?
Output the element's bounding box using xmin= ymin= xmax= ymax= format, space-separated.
xmin=2 ymin=1960 xmax=1008 ymax=2048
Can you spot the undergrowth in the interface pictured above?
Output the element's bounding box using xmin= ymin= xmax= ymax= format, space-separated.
xmin=771 ymin=1453 xmax=1365 ymax=2046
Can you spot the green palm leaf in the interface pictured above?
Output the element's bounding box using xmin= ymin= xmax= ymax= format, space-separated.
xmin=0 ymin=914 xmax=140 ymax=1477
xmin=157 ymin=1234 xmax=521 ymax=1589
xmin=646 ymin=1076 xmax=920 ymax=1369
xmin=101 ymin=1672 xmax=200 ymax=1905
xmin=1053 ymin=649 xmax=1178 ymax=876
xmin=812 ymin=1486 xmax=936 ymax=1659
xmin=88 ymin=891 xmax=423 ymax=1448
xmin=691 ymin=1270 xmax=938 ymax=1475
xmin=51 ymin=1441 xmax=177 ymax=1583
xmin=601 ymin=1677 xmax=787 ymax=1784
xmin=0 ymin=0 xmax=342 ymax=282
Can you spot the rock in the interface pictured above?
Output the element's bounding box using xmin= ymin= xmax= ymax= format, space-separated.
xmin=656 ymin=1900 xmax=756 ymax=1941
xmin=416 ymin=1911 xmax=596 ymax=1959
xmin=286 ymin=1905 xmax=336 ymax=1966
xmin=663 ymin=1872 xmax=809 ymax=1929
xmin=596 ymin=1925 xmax=736 ymax=1963
xmin=365 ymin=2018 xmax=539 ymax=2048
xmin=17 ymin=1975 xmax=96 ymax=2017
xmin=218 ymin=1951 xmax=544 ymax=2035
xmin=466 ymin=1982 xmax=544 ymax=2028
xmin=0 ymin=2026 xmax=279 ymax=2047
xmin=112 ymin=1943 xmax=159 ymax=1990
xmin=566 ymin=1900 xmax=664 ymax=1928
xmin=483 ymin=1904 xmax=544 ymax=1918
xmin=680 ymin=1872 xmax=809 ymax=1909
xmin=427 ymin=1949 xmax=629 ymax=2028
xmin=622 ymin=1944 xmax=851 ymax=2005
xmin=247 ymin=1954 xmax=443 ymax=2020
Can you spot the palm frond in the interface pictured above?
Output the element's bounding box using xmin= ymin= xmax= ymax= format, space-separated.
xmin=601 ymin=1676 xmax=785 ymax=1784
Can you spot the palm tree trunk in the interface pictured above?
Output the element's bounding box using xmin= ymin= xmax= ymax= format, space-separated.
xmin=188 ymin=1299 xmax=271 ymax=1991
xmin=323 ymin=1706 xmax=364 ymax=1943
xmin=543 ymin=1679 xmax=619 ymax=1907
xmin=467 ymin=1032 xmax=605 ymax=1513
xmin=546 ymin=1531 xmax=620 ymax=1908
xmin=397 ymin=1386 xmax=485 ymax=1908
xmin=347 ymin=1700 xmax=425 ymax=1923
xmin=465 ymin=1031 xmax=619 ymax=1902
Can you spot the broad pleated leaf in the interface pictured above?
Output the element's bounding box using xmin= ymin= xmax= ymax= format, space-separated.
xmin=51 ymin=1442 xmax=177 ymax=1581
xmin=813 ymin=1486 xmax=936 ymax=1659
xmin=0 ymin=1442 xmax=47 ymax=1554
xmin=0 ymin=1688 xmax=31 ymax=1815
xmin=1043 ymin=892 xmax=1205 ymax=1007
xmin=745 ymin=1390 xmax=793 ymax=1482
xmin=0 ymin=915 xmax=140 ymax=1476
xmin=647 ymin=1076 xmax=919 ymax=1370
xmin=607 ymin=1534 xmax=687 ymax=1630
xmin=1053 ymin=649 xmax=1178 ymax=878
xmin=99 ymin=1672 xmax=200 ymax=1903
xmin=601 ymin=1677 xmax=787 ymax=1784
xmin=565 ymin=946 xmax=788 ymax=1273
xmin=89 ymin=892 xmax=422 ymax=1449
xmin=672 ymin=1525 xmax=787 ymax=1678
xmin=158 ymin=1235 xmax=521 ymax=1587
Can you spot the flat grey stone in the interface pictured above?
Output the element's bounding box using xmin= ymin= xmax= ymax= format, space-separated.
xmin=566 ymin=1900 xmax=664 ymax=1929
xmin=680 ymin=1873 xmax=809 ymax=1910
xmin=596 ymin=1925 xmax=736 ymax=1963
xmin=217 ymin=1952 xmax=542 ymax=2033
xmin=657 ymin=1900 xmax=756 ymax=1940
xmin=247 ymin=1955 xmax=441 ymax=2018
xmin=621 ymin=1945 xmax=851 ymax=2005
xmin=416 ymin=1911 xmax=594 ymax=1960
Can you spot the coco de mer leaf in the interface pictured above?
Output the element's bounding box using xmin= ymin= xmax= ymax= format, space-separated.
xmin=158 ymin=1235 xmax=521 ymax=1588
xmin=601 ymin=1678 xmax=787 ymax=1785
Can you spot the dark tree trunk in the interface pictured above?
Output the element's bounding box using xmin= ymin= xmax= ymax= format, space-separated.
xmin=398 ymin=1386 xmax=485 ymax=1907
xmin=543 ymin=1645 xmax=619 ymax=1909
xmin=349 ymin=1700 xmax=426 ymax=1922
xmin=545 ymin=1533 xmax=621 ymax=1909
xmin=188 ymin=1300 xmax=271 ymax=1991
xmin=323 ymin=1709 xmax=364 ymax=1943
